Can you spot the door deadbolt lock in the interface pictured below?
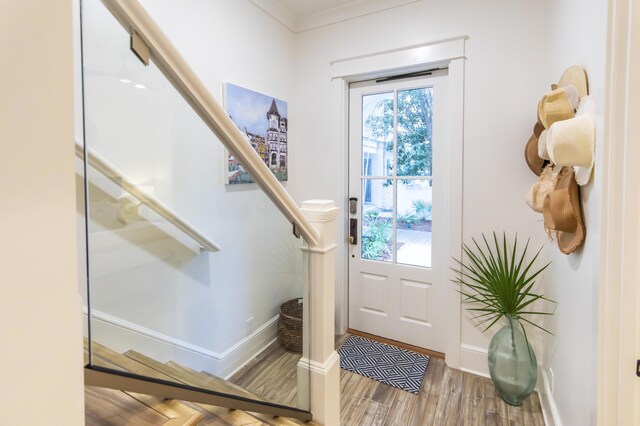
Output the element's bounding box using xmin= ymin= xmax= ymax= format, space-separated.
xmin=349 ymin=218 xmax=357 ymax=245
xmin=349 ymin=197 xmax=358 ymax=215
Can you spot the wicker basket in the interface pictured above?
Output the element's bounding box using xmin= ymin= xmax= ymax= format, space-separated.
xmin=278 ymin=298 xmax=303 ymax=353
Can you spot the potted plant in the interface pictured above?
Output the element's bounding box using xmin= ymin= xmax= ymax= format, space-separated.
xmin=451 ymin=232 xmax=555 ymax=406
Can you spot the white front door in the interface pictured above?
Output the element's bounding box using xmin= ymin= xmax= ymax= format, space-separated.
xmin=348 ymin=73 xmax=450 ymax=352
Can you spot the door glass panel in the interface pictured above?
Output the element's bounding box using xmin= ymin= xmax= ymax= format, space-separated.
xmin=396 ymin=179 xmax=432 ymax=267
xmin=361 ymin=179 xmax=393 ymax=262
xmin=397 ymin=87 xmax=433 ymax=177
xmin=362 ymin=92 xmax=394 ymax=177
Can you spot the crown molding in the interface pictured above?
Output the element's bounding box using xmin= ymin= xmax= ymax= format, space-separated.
xmin=250 ymin=0 xmax=422 ymax=33
xmin=299 ymin=0 xmax=421 ymax=32
xmin=249 ymin=0 xmax=299 ymax=32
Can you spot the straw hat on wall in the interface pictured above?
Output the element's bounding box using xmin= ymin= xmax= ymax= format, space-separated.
xmin=537 ymin=85 xmax=580 ymax=129
xmin=524 ymin=122 xmax=546 ymax=176
xmin=558 ymin=65 xmax=589 ymax=98
xmin=546 ymin=96 xmax=596 ymax=185
xmin=542 ymin=167 xmax=586 ymax=254
xmin=526 ymin=164 xmax=560 ymax=213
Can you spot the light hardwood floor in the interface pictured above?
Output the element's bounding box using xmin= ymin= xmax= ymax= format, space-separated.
xmin=85 ymin=335 xmax=545 ymax=425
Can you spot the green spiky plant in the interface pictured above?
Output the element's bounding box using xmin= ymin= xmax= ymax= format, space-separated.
xmin=451 ymin=232 xmax=555 ymax=336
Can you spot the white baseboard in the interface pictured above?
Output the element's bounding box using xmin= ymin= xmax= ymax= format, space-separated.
xmin=459 ymin=343 xmax=490 ymax=378
xmin=539 ymin=367 xmax=562 ymax=426
xmin=460 ymin=343 xmax=560 ymax=426
xmin=84 ymin=308 xmax=279 ymax=379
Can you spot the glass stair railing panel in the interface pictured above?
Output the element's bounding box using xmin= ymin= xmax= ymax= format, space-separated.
xmin=81 ymin=0 xmax=311 ymax=412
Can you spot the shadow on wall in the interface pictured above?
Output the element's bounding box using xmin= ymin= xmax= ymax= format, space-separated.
xmin=77 ymin=172 xmax=205 ymax=271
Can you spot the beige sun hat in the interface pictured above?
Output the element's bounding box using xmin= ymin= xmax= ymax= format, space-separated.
xmin=547 ymin=96 xmax=596 ymax=185
xmin=537 ymin=86 xmax=579 ymax=129
xmin=524 ymin=122 xmax=546 ymax=176
xmin=558 ymin=65 xmax=589 ymax=98
xmin=526 ymin=164 xmax=560 ymax=213
xmin=538 ymin=130 xmax=550 ymax=160
xmin=543 ymin=167 xmax=585 ymax=254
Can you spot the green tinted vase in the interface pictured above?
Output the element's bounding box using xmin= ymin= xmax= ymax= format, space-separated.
xmin=488 ymin=316 xmax=537 ymax=406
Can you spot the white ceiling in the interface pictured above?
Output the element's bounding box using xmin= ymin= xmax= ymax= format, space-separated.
xmin=276 ymin=0 xmax=365 ymax=18
xmin=250 ymin=0 xmax=421 ymax=32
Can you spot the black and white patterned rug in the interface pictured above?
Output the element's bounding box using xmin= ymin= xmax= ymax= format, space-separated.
xmin=338 ymin=335 xmax=430 ymax=394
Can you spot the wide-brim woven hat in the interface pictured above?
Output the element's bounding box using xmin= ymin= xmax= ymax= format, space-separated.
xmin=538 ymin=130 xmax=550 ymax=160
xmin=526 ymin=164 xmax=560 ymax=213
xmin=547 ymin=96 xmax=596 ymax=186
xmin=524 ymin=122 xmax=546 ymax=176
xmin=558 ymin=65 xmax=589 ymax=99
xmin=543 ymin=167 xmax=585 ymax=254
xmin=537 ymin=86 xmax=580 ymax=129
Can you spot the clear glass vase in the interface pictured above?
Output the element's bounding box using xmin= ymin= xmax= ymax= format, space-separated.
xmin=488 ymin=316 xmax=537 ymax=406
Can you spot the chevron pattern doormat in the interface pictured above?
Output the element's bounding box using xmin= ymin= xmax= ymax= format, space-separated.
xmin=338 ymin=335 xmax=430 ymax=394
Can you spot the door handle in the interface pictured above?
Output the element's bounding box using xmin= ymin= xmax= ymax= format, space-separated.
xmin=349 ymin=218 xmax=357 ymax=245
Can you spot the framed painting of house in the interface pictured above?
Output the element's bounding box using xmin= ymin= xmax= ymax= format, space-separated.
xmin=223 ymin=83 xmax=288 ymax=184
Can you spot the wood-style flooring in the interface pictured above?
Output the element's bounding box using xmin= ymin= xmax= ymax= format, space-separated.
xmin=334 ymin=335 xmax=544 ymax=425
xmin=85 ymin=341 xmax=313 ymax=426
xmin=85 ymin=335 xmax=545 ymax=425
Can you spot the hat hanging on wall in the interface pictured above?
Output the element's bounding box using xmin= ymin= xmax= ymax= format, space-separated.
xmin=538 ymin=130 xmax=550 ymax=160
xmin=524 ymin=122 xmax=546 ymax=176
xmin=543 ymin=166 xmax=586 ymax=254
xmin=537 ymin=85 xmax=580 ymax=129
xmin=557 ymin=65 xmax=589 ymax=99
xmin=526 ymin=164 xmax=560 ymax=213
xmin=546 ymin=96 xmax=596 ymax=185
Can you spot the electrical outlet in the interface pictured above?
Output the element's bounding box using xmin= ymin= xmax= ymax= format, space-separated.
xmin=246 ymin=317 xmax=255 ymax=336
xmin=549 ymin=368 xmax=555 ymax=394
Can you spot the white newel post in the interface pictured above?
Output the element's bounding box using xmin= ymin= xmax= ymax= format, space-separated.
xmin=300 ymin=200 xmax=340 ymax=426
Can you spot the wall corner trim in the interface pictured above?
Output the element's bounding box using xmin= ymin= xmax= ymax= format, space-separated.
xmin=598 ymin=0 xmax=640 ymax=423
xmin=539 ymin=368 xmax=563 ymax=426
xmin=249 ymin=0 xmax=299 ymax=32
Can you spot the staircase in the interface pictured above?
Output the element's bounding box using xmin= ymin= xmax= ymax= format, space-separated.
xmin=84 ymin=341 xmax=318 ymax=425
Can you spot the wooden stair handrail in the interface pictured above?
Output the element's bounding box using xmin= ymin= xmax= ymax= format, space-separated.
xmin=97 ymin=0 xmax=321 ymax=246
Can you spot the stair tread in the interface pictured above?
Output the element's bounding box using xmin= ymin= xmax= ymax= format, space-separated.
xmin=160 ymin=413 xmax=203 ymax=426
xmin=85 ymin=386 xmax=169 ymax=425
xmin=89 ymin=341 xmax=176 ymax=382
xmin=165 ymin=361 xmax=254 ymax=398
xmin=124 ymin=350 xmax=271 ymax=404
xmin=127 ymin=392 xmax=203 ymax=420
xmin=85 ymin=340 xmax=203 ymax=423
xmin=83 ymin=341 xmax=314 ymax=424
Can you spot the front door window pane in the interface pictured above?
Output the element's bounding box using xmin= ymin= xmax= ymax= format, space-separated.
xmin=397 ymin=87 xmax=433 ymax=177
xmin=362 ymin=92 xmax=394 ymax=177
xmin=361 ymin=179 xmax=393 ymax=262
xmin=396 ymin=179 xmax=432 ymax=267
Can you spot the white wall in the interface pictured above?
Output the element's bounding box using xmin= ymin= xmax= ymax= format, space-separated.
xmin=292 ymin=0 xmax=551 ymax=372
xmin=73 ymin=0 xmax=606 ymax=419
xmin=541 ymin=1 xmax=607 ymax=425
xmin=0 ymin=0 xmax=84 ymax=424
xmin=78 ymin=0 xmax=305 ymax=378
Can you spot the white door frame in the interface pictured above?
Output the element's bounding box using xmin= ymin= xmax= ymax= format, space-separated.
xmin=330 ymin=36 xmax=466 ymax=367
xmin=598 ymin=0 xmax=640 ymax=423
